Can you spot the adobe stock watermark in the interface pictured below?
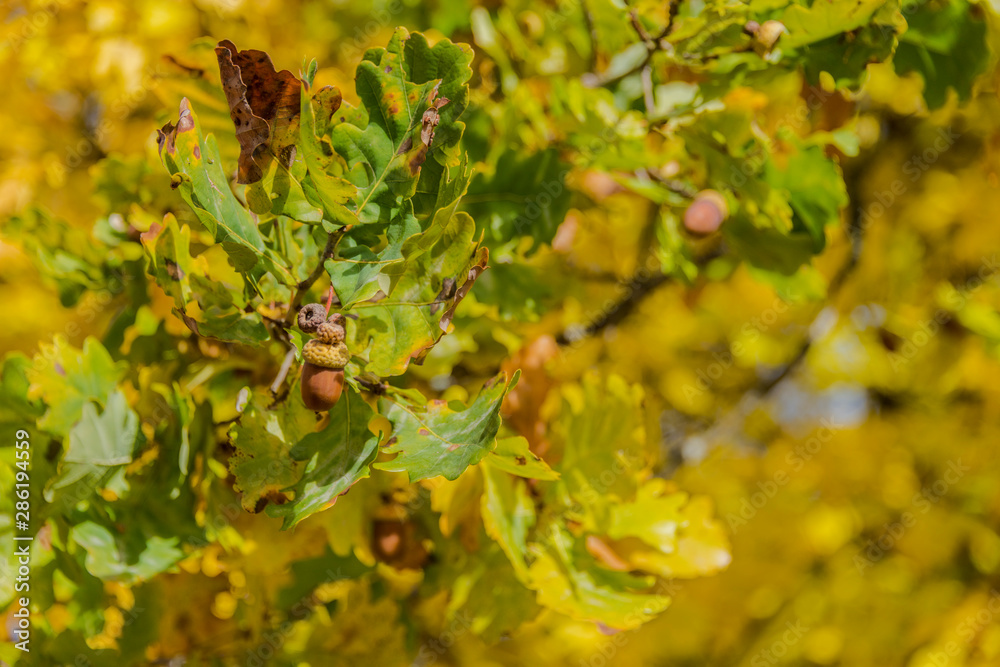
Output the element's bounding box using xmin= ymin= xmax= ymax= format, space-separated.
xmin=726 ymin=417 xmax=843 ymax=533
xmin=854 ymin=458 xmax=969 ymax=573
xmin=749 ymin=619 xmax=810 ymax=667
xmin=55 ymin=62 xmax=172 ymax=177
xmin=886 ymin=254 xmax=999 ymax=371
xmin=577 ymin=579 xmax=684 ymax=667
xmin=728 ymin=85 xmax=837 ymax=190
xmin=244 ymin=566 xmax=354 ymax=667
xmin=854 ymin=125 xmax=961 ymax=239
xmin=0 ymin=0 xmax=73 ymax=56
xmin=411 ymin=610 xmax=475 ymax=666
xmin=570 ymin=449 xmax=645 ymax=512
xmin=681 ymin=289 xmax=810 ymax=399
xmin=923 ymin=589 xmax=1000 ymax=666
xmin=559 ymin=252 xmax=663 ymax=352
xmin=336 ymin=0 xmax=406 ymax=62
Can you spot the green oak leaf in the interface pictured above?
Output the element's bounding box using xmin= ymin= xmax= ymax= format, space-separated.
xmin=297 ymin=80 xmax=360 ymax=228
xmin=0 ymin=353 xmax=44 ymax=428
xmin=351 ymin=211 xmax=488 ymax=377
xmin=463 ymin=149 xmax=570 ymax=253
xmin=268 ymin=388 xmax=380 ymax=530
xmin=329 ymin=28 xmax=473 ymax=223
xmin=528 ymin=524 xmax=670 ymax=630
xmin=445 ymin=546 xmax=541 ymax=643
xmin=764 ymin=145 xmax=848 ymax=252
xmin=142 ymin=214 xmax=270 ymax=344
xmin=779 ymin=0 xmax=888 ymax=49
xmin=598 ymin=484 xmax=732 ymax=579
xmin=28 ymin=336 xmax=125 ymax=437
xmin=486 ymin=436 xmax=559 ymax=481
xmin=69 ymin=521 xmax=184 ymax=584
xmin=326 ymin=205 xmax=421 ymax=308
xmin=375 ymin=370 xmax=520 ymax=482
xmin=246 ymin=150 xmax=323 ymax=224
xmin=157 ymin=98 xmax=293 ymax=285
xmin=724 ymin=212 xmax=818 ymax=275
xmin=481 ymin=461 xmax=536 ymax=581
xmin=3 ymin=208 xmax=106 ymax=302
xmin=64 ymin=391 xmax=139 ymax=466
xmin=556 ymin=373 xmax=646 ymax=507
xmin=894 ymin=0 xmax=989 ymax=108
xmin=798 ymin=22 xmax=898 ymax=90
xmin=227 ymin=385 xmax=316 ymax=512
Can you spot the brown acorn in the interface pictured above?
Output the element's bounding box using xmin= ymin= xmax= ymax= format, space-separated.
xmin=683 ymin=189 xmax=729 ymax=235
xmin=298 ymin=306 xmax=349 ymax=411
xmin=301 ymin=363 xmax=344 ymax=411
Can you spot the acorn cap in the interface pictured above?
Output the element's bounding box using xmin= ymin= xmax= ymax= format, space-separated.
xmin=316 ymin=321 xmax=346 ymax=344
xmin=303 ymin=339 xmax=350 ymax=368
xmin=297 ymin=303 xmax=328 ymax=333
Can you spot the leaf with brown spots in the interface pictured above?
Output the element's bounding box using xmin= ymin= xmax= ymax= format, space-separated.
xmin=215 ymin=39 xmax=302 ymax=184
xmin=227 ymin=384 xmax=316 ymax=513
xmin=156 ymin=98 xmax=294 ymax=286
xmin=328 ymin=28 xmax=473 ymax=223
xmin=350 ymin=211 xmax=487 ymax=377
xmin=297 ymin=76 xmax=359 ymax=227
xmin=486 ymin=436 xmax=559 ymax=481
xmin=438 ymin=245 xmax=488 ymax=332
xmin=267 ymin=388 xmax=379 ymax=530
xmin=375 ymin=370 xmax=520 ymax=482
xmin=141 ymin=214 xmax=270 ymax=345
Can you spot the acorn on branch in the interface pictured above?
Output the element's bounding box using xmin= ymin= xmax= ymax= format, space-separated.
xmin=683 ymin=189 xmax=729 ymax=235
xmin=298 ymin=307 xmax=349 ymax=411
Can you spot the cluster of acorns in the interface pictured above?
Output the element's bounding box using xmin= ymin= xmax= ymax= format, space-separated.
xmin=297 ymin=303 xmax=349 ymax=411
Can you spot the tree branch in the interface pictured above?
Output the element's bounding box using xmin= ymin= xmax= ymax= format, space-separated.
xmin=284 ymin=226 xmax=349 ymax=326
xmin=556 ymin=271 xmax=670 ymax=346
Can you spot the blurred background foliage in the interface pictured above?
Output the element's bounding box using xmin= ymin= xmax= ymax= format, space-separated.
xmin=2 ymin=0 xmax=1000 ymax=665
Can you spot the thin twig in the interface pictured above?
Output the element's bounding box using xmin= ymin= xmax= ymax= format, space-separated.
xmin=641 ymin=65 xmax=655 ymax=113
xmin=584 ymin=3 xmax=678 ymax=88
xmin=582 ymin=0 xmax=600 ymax=72
xmin=270 ymin=348 xmax=297 ymax=394
xmin=629 ymin=10 xmax=655 ymax=47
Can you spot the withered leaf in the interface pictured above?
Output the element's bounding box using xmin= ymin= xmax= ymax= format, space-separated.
xmin=421 ymin=91 xmax=450 ymax=146
xmin=439 ymin=248 xmax=488 ymax=332
xmin=215 ymin=39 xmax=302 ymax=184
xmin=408 ymin=89 xmax=450 ymax=173
xmin=156 ymin=98 xmax=195 ymax=157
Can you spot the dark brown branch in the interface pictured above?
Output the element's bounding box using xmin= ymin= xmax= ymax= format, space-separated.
xmin=283 ymin=226 xmax=348 ymax=326
xmin=556 ymin=272 xmax=670 ymax=346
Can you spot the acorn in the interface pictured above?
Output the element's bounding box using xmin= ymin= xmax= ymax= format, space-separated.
xmin=754 ymin=20 xmax=786 ymax=53
xmin=683 ymin=189 xmax=729 ymax=235
xmin=299 ymin=307 xmax=349 ymax=411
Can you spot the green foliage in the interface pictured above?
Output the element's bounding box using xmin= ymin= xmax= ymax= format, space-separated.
xmin=375 ymin=371 xmax=518 ymax=481
xmin=2 ymin=0 xmax=998 ymax=665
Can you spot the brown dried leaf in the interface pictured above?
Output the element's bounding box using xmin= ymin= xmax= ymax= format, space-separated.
xmin=405 ymin=89 xmax=450 ymax=174
xmin=439 ymin=247 xmax=488 ymax=332
xmin=215 ymin=39 xmax=302 ymax=184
